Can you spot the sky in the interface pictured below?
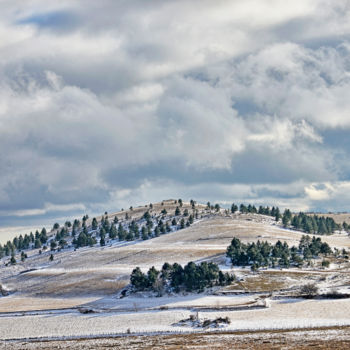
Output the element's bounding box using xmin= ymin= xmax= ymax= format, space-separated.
xmin=1 ymin=0 xmax=350 ymax=235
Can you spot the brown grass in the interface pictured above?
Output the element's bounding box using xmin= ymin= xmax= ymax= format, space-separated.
xmin=0 ymin=296 xmax=97 ymax=313
xmin=232 ymin=274 xmax=287 ymax=292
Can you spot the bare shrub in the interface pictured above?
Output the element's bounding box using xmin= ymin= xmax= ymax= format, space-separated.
xmin=78 ymin=308 xmax=95 ymax=314
xmin=300 ymin=283 xmax=318 ymax=297
xmin=152 ymin=279 xmax=165 ymax=297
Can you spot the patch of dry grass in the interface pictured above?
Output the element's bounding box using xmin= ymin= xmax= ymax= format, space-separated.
xmin=0 ymin=296 xmax=97 ymax=313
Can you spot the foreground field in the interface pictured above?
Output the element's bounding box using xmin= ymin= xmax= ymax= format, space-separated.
xmin=2 ymin=327 xmax=350 ymax=349
xmin=0 ymin=295 xmax=350 ymax=340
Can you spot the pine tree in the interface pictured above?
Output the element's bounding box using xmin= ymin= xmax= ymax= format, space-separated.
xmin=154 ymin=226 xmax=160 ymax=237
xmin=190 ymin=199 xmax=196 ymax=209
xmin=141 ymin=226 xmax=148 ymax=240
xmin=34 ymin=239 xmax=41 ymax=249
xmin=180 ymin=218 xmax=185 ymax=229
xmin=109 ymin=224 xmax=117 ymax=239
xmin=282 ymin=209 xmax=292 ymax=227
xmin=118 ymin=223 xmax=125 ymax=240
xmin=92 ymin=218 xmax=98 ymax=230
xmin=130 ymin=267 xmax=148 ymax=290
xmin=231 ymin=203 xmax=238 ymax=214
xmin=275 ymin=207 xmax=281 ymax=222
xmin=126 ymin=230 xmax=134 ymax=241
xmin=10 ymin=255 xmax=16 ymax=265
xmin=50 ymin=241 xmax=57 ymax=251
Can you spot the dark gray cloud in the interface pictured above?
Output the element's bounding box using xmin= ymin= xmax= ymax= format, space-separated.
xmin=1 ymin=0 xmax=350 ymax=233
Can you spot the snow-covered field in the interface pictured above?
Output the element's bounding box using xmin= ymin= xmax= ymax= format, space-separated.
xmin=0 ymin=297 xmax=350 ymax=340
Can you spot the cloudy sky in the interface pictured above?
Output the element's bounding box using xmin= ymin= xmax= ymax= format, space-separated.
xmin=1 ymin=0 xmax=350 ymax=233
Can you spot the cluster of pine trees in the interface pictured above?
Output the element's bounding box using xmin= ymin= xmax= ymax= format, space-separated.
xmin=232 ymin=203 xmax=281 ymax=221
xmin=226 ymin=236 xmax=333 ymax=270
xmin=288 ymin=212 xmax=340 ymax=235
xmin=70 ymin=201 xmax=195 ymax=248
xmin=1 ymin=199 xmax=198 ymax=263
xmin=0 ymin=228 xmax=48 ymax=259
xmin=230 ymin=202 xmax=340 ymax=235
xmin=130 ymin=261 xmax=234 ymax=293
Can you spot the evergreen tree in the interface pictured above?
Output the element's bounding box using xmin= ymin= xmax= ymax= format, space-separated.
xmin=141 ymin=226 xmax=148 ymax=240
xmin=231 ymin=203 xmax=238 ymax=214
xmin=50 ymin=241 xmax=57 ymax=251
xmin=154 ymin=226 xmax=160 ymax=237
xmin=109 ymin=224 xmax=117 ymax=239
xmin=143 ymin=211 xmax=151 ymax=220
xmin=126 ymin=230 xmax=134 ymax=241
xmin=118 ymin=223 xmax=126 ymax=240
xmin=40 ymin=228 xmax=48 ymax=244
xmin=180 ymin=218 xmax=185 ymax=229
xmin=21 ymin=251 xmax=27 ymax=262
xmin=34 ymin=239 xmax=41 ymax=249
xmin=130 ymin=267 xmax=148 ymax=290
xmin=275 ymin=207 xmax=281 ymax=222
xmin=190 ymin=199 xmax=196 ymax=209
xmin=10 ymin=255 xmax=16 ymax=265
xmin=92 ymin=218 xmax=98 ymax=230
xmin=147 ymin=266 xmax=160 ymax=287
xmin=282 ymin=209 xmax=292 ymax=227
xmin=240 ymin=204 xmax=248 ymax=213
xmin=76 ymin=232 xmax=88 ymax=248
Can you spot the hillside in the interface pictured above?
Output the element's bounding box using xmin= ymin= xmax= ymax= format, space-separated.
xmin=2 ymin=200 xmax=349 ymax=297
xmin=0 ymin=200 xmax=350 ymax=347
